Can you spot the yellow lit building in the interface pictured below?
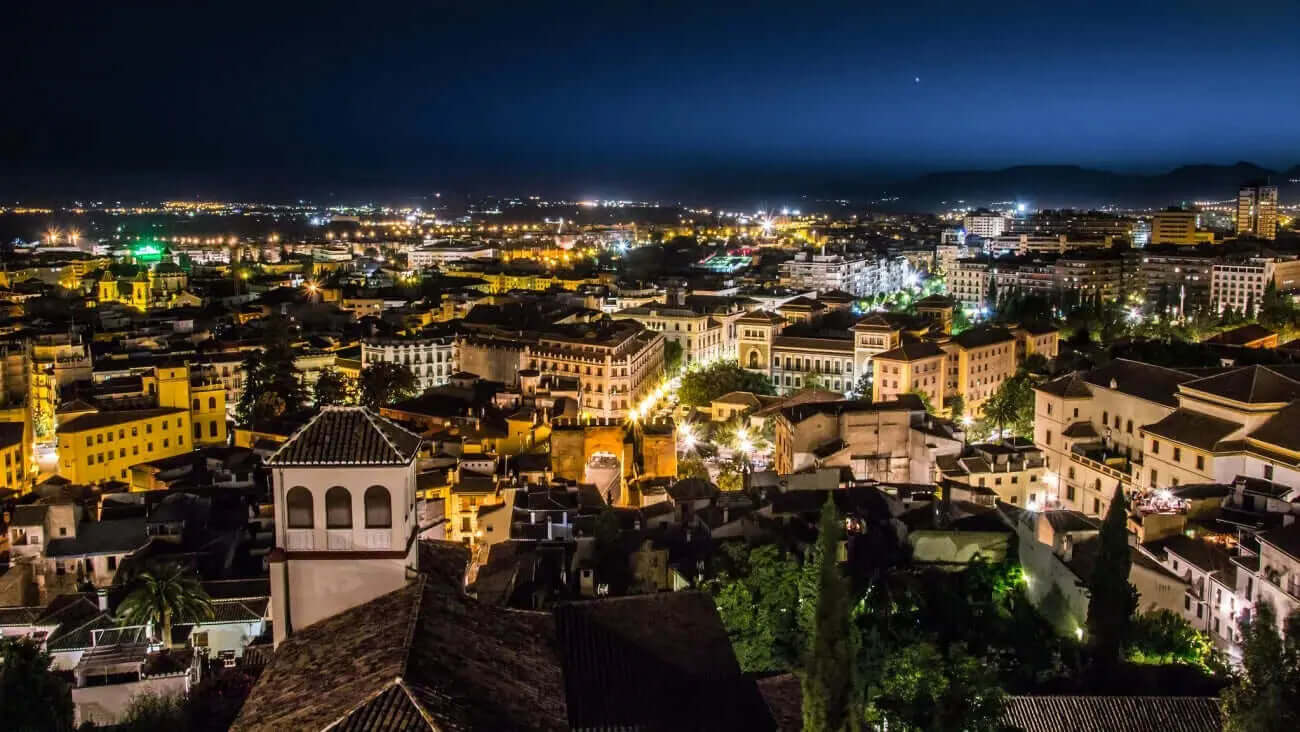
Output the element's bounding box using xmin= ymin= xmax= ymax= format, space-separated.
xmin=0 ymin=422 xmax=28 ymax=494
xmin=872 ymin=342 xmax=948 ymax=408
xmin=57 ymin=408 xmax=191 ymax=485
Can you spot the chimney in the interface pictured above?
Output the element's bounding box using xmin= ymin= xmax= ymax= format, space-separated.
xmin=96 ymin=588 xmax=108 ymax=611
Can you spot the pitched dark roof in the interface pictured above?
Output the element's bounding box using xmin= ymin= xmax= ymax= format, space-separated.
xmin=59 ymin=407 xmax=186 ymax=432
xmin=1258 ymin=523 xmax=1300 ymax=562
xmin=1245 ymin=400 xmax=1300 ymax=452
xmin=268 ymin=407 xmax=422 ymax=466
xmin=11 ymin=504 xmax=49 ymax=527
xmin=1181 ymin=365 xmax=1300 ymax=404
xmin=554 ymin=593 xmax=775 ymax=732
xmin=44 ymin=518 xmax=148 ymax=557
xmin=873 ymin=341 xmax=946 ymax=361
xmin=1083 ymin=359 xmax=1198 ymax=408
xmin=1000 ymin=695 xmax=1222 ymax=732
xmin=1061 ymin=421 xmax=1099 ymax=439
xmin=1036 ymin=373 xmax=1092 ymax=399
xmin=232 ymin=577 xmax=568 ymax=732
xmin=779 ymin=394 xmax=923 ymax=423
xmin=951 ymin=325 xmax=1014 ymax=349
xmin=1203 ymin=323 xmax=1276 ymax=346
xmin=1141 ymin=409 xmax=1242 ymax=451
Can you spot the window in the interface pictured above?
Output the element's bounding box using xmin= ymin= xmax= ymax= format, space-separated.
xmin=325 ymin=486 xmax=352 ymax=529
xmin=364 ymin=485 xmax=392 ymax=528
xmin=210 ymin=421 xmax=218 ymax=437
xmin=1066 ymin=484 xmax=1075 ymax=501
xmin=1196 ymin=455 xmax=1204 ymax=471
xmin=208 ymin=397 xmax=216 ymax=410
xmin=1151 ymin=440 xmax=1159 ymax=455
xmin=1184 ymin=595 xmax=1190 ymax=610
xmin=194 ymin=423 xmax=202 ymax=439
xmin=107 ymin=556 xmax=117 ymax=570
xmin=1103 ymin=411 xmax=1108 ymax=424
xmin=287 ymin=486 xmax=314 ymax=528
xmin=1173 ymin=447 xmax=1181 ymax=462
xmin=1046 ymin=430 xmax=1052 ymax=446
xmin=1150 ymin=469 xmax=1158 ymax=487
xmin=1264 ymin=464 xmax=1274 ymax=480
xmin=1126 ymin=420 xmax=1133 ymax=434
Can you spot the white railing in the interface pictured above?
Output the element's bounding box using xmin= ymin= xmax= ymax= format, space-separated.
xmin=285 ymin=529 xmax=315 ymax=551
xmin=359 ymin=530 xmax=391 ymax=549
xmin=326 ymin=530 xmax=353 ymax=550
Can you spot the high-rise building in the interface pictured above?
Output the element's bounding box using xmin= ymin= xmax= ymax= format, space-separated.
xmin=1237 ymin=184 xmax=1278 ymax=240
xmin=963 ymin=212 xmax=1006 ymax=239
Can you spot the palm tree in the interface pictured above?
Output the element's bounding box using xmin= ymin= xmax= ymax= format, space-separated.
xmin=116 ymin=561 xmax=213 ymax=649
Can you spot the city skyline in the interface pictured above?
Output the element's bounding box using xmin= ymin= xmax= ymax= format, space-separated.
xmin=3 ymin=1 xmax=1300 ymax=202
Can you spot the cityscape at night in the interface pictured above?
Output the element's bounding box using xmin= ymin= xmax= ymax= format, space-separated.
xmin=1 ymin=2 xmax=1299 ymax=731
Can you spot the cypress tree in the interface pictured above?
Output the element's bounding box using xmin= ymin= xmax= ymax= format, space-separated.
xmin=802 ymin=496 xmax=860 ymax=732
xmin=1086 ymin=483 xmax=1138 ymax=671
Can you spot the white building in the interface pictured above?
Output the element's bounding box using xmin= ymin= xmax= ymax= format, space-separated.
xmin=268 ymin=407 xmax=424 ymax=647
xmin=362 ymin=334 xmax=457 ymax=391
xmin=778 ymin=251 xmax=907 ymax=297
xmin=408 ymin=242 xmax=498 ymax=269
xmin=963 ymin=212 xmax=1007 ymax=239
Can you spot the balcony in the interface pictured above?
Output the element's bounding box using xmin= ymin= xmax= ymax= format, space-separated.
xmin=285 ymin=529 xmax=314 ymax=551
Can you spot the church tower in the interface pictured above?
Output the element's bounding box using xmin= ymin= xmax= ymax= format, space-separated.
xmin=130 ymin=270 xmax=150 ymax=310
xmin=267 ymin=407 xmax=423 ymax=646
xmin=97 ymin=271 xmax=117 ymax=305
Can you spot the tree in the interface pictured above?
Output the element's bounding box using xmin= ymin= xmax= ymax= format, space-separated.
xmin=982 ymin=373 xmax=1035 ymax=440
xmin=663 ymin=340 xmax=684 ymax=376
xmin=677 ymin=454 xmax=710 ymax=480
xmin=848 ymin=372 xmax=872 ymax=400
xmin=864 ymin=641 xmax=1006 ymax=732
xmin=677 ymin=360 xmax=774 ymax=407
xmin=711 ymin=543 xmax=806 ymax=672
xmin=0 ymin=637 xmax=74 ymax=732
xmin=803 ymin=371 xmax=829 ymax=392
xmin=985 ymin=276 xmax=997 ymax=312
xmin=948 ymin=393 xmax=965 ymax=423
xmin=117 ymin=561 xmax=214 ymax=650
xmin=1085 ymin=484 xmax=1138 ymax=671
xmin=313 ymin=367 xmax=355 ymax=406
xmin=235 ymin=317 xmax=306 ymax=426
xmin=358 ymin=361 xmax=418 ymax=409
xmin=906 ymin=387 xmax=935 ymax=414
xmin=120 ymin=689 xmax=187 ymax=731
xmin=802 ymin=497 xmax=860 ymax=732
xmin=1221 ymin=602 xmax=1300 ymax=731
xmin=1019 ymin=352 xmax=1050 ymax=376
xmin=1126 ymin=609 xmax=1214 ymax=668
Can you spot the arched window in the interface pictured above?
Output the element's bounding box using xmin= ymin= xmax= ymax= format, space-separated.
xmin=325 ymin=486 xmax=352 ymax=529
xmin=286 ymin=486 xmax=314 ymax=528
xmin=192 ymin=398 xmax=199 ymax=410
xmin=748 ymin=350 xmax=760 ymax=369
xmin=364 ymin=485 xmax=392 ymax=528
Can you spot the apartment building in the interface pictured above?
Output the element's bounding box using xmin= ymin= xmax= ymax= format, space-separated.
xmin=611 ymin=305 xmax=727 ymax=367
xmin=987 ymin=234 xmax=1113 ymax=257
xmin=950 ymin=258 xmax=990 ymax=309
xmin=942 ymin=326 xmax=1019 ymax=413
xmin=362 ymin=332 xmax=458 ymax=391
xmin=57 ymin=408 xmax=192 ymax=484
xmin=768 ymin=336 xmax=856 ymax=395
xmin=963 ymin=212 xmax=1006 ymax=239
xmin=1210 ymin=256 xmax=1300 ymax=314
xmin=524 ymin=319 xmax=665 ymax=419
xmin=1055 ymin=254 xmax=1124 ymax=301
xmin=937 ymin=440 xmax=1048 ymax=507
xmin=1151 ymin=210 xmax=1199 ymax=245
xmin=1237 ymin=184 xmax=1279 ymax=241
xmin=872 ymin=342 xmax=948 ymax=408
xmin=777 ymin=251 xmax=907 ymax=297
xmin=1135 ymin=249 xmax=1216 ymax=316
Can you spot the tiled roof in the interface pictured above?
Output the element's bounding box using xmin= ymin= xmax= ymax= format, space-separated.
xmin=780 ymin=394 xmax=923 ymax=423
xmin=234 ymin=582 xmax=767 ymax=732
xmin=232 ymin=577 xmax=567 ymax=732
xmin=45 ymin=518 xmax=148 ymax=558
xmin=874 ymin=341 xmax=946 ymax=361
xmin=1083 ymin=359 xmax=1198 ymax=408
xmin=555 ymin=593 xmax=775 ymax=731
xmin=1000 ymin=695 xmax=1222 ymax=732
xmin=1203 ymin=323 xmax=1276 ymax=346
xmin=11 ymin=504 xmax=49 ymax=527
xmin=1036 ymin=373 xmax=1092 ymax=399
xmin=1141 ymin=409 xmax=1242 ymax=451
xmin=1181 ymin=365 xmax=1300 ymax=404
xmin=1061 ymin=421 xmax=1099 ymax=439
xmin=1245 ymin=400 xmax=1300 ymax=453
xmin=951 ymin=325 xmax=1014 ymax=350
xmin=269 ymin=407 xmax=423 ymax=466
xmin=59 ymin=407 xmax=186 ymax=433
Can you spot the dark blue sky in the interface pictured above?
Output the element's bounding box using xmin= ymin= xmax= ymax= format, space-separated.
xmin=4 ymin=0 xmax=1298 ymax=201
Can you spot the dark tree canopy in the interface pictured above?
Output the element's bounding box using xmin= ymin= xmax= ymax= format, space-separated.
xmin=678 ymin=360 xmax=774 ymax=407
xmin=1086 ymin=484 xmax=1138 ymax=671
xmin=358 ymin=361 xmax=419 ymax=408
xmin=0 ymin=637 xmax=74 ymax=732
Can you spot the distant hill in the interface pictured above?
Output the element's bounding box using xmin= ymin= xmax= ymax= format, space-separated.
xmin=872 ymin=161 xmax=1300 ymax=210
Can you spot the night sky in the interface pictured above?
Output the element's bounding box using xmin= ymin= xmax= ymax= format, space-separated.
xmin=3 ymin=1 xmax=1298 ymax=201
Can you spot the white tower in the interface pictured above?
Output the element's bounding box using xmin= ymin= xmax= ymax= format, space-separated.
xmin=267 ymin=407 xmax=423 ymax=647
